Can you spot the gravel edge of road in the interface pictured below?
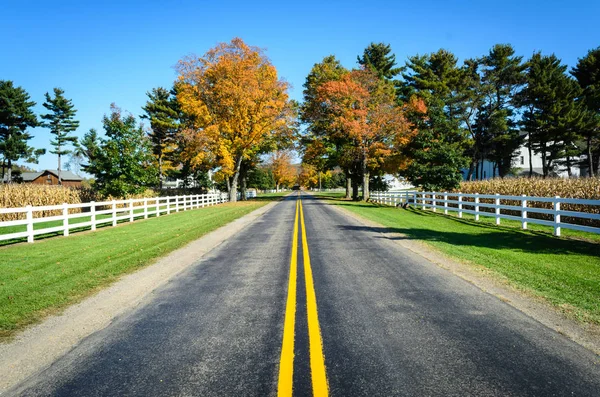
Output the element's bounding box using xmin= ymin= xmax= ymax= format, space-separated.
xmin=327 ymin=200 xmax=600 ymax=356
xmin=0 ymin=201 xmax=278 ymax=394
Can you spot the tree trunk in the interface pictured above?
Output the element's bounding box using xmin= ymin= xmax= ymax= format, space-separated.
xmin=6 ymin=160 xmax=12 ymax=184
xmin=345 ymin=170 xmax=352 ymax=199
xmin=566 ymin=156 xmax=572 ymax=178
xmin=466 ymin=161 xmax=475 ymax=181
xmin=528 ymin=136 xmax=533 ymax=177
xmin=58 ymin=153 xmax=62 ymax=185
xmin=1 ymin=160 xmax=5 ymax=184
xmin=158 ymin=156 xmax=163 ymax=190
xmin=352 ymin=175 xmax=359 ymax=201
xmin=587 ymin=136 xmax=595 ymax=177
xmin=276 ymin=183 xmax=280 ymax=192
xmin=318 ymin=171 xmax=322 ymax=191
xmin=240 ymin=175 xmax=247 ymax=201
xmin=362 ymin=157 xmax=369 ymax=202
xmin=228 ymin=156 xmax=244 ymax=202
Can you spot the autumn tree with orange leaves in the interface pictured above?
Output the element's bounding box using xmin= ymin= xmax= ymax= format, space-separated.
xmin=268 ymin=150 xmax=296 ymax=191
xmin=316 ymin=69 xmax=417 ymax=201
xmin=175 ymin=38 xmax=294 ymax=202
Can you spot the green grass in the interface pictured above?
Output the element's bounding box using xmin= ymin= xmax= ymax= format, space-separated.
xmin=0 ymin=201 xmax=266 ymax=339
xmin=0 ymin=206 xmax=163 ymax=246
xmin=325 ymin=196 xmax=600 ymax=325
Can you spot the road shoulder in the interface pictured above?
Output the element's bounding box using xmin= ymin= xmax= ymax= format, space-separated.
xmin=0 ymin=201 xmax=278 ymax=394
xmin=328 ymin=200 xmax=600 ymax=356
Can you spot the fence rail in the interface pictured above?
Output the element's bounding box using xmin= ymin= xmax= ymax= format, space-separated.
xmin=370 ymin=191 xmax=600 ymax=237
xmin=0 ymin=193 xmax=231 ymax=244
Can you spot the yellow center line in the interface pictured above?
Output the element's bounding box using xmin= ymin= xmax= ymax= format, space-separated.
xmin=278 ymin=198 xmax=299 ymax=397
xmin=299 ymin=197 xmax=329 ymax=397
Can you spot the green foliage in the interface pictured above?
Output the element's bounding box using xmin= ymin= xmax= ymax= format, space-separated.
xmin=247 ymin=166 xmax=275 ymax=190
xmin=469 ymin=44 xmax=526 ymax=178
xmin=571 ymin=47 xmax=600 ymax=176
xmin=0 ymin=80 xmax=43 ymax=182
xmin=400 ymin=50 xmax=470 ymax=190
xmin=41 ymin=87 xmax=80 ymax=182
xmin=357 ymin=42 xmax=401 ymax=80
xmin=86 ymin=105 xmax=158 ymax=197
xmin=517 ymin=53 xmax=585 ymax=177
xmin=300 ymin=55 xmax=349 ymax=173
xmin=141 ymin=87 xmax=179 ymax=187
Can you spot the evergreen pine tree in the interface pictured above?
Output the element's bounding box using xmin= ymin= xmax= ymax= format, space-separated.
xmin=357 ymin=43 xmax=401 ymax=80
xmin=571 ymin=47 xmax=600 ymax=176
xmin=141 ymin=87 xmax=179 ymax=189
xmin=517 ymin=53 xmax=585 ymax=177
xmin=41 ymin=88 xmax=80 ymax=184
xmin=0 ymin=81 xmax=40 ymax=183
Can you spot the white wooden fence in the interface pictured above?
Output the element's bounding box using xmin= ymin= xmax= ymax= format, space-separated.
xmin=370 ymin=191 xmax=600 ymax=237
xmin=0 ymin=193 xmax=230 ymax=244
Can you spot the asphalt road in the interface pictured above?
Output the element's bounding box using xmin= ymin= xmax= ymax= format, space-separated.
xmin=8 ymin=193 xmax=600 ymax=396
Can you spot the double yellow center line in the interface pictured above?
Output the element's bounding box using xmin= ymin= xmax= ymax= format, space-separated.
xmin=278 ymin=196 xmax=329 ymax=397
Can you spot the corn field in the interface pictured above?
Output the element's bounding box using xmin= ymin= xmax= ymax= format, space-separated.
xmin=0 ymin=185 xmax=158 ymax=221
xmin=451 ymin=178 xmax=600 ymax=227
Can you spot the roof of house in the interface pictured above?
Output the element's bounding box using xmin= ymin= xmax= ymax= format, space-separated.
xmin=21 ymin=170 xmax=83 ymax=181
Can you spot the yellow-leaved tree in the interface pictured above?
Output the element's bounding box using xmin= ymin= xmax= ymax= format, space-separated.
xmin=268 ymin=150 xmax=297 ymax=191
xmin=176 ymin=38 xmax=293 ymax=201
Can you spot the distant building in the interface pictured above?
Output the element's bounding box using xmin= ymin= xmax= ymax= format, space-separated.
xmin=383 ymin=175 xmax=414 ymax=190
xmin=20 ymin=170 xmax=83 ymax=187
xmin=462 ymin=144 xmax=583 ymax=180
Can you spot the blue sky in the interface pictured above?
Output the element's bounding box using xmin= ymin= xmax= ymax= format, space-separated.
xmin=2 ymin=0 xmax=599 ymax=172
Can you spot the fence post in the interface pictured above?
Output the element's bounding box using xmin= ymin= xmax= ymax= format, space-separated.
xmin=393 ymin=194 xmax=397 ymax=207
xmin=144 ymin=198 xmax=148 ymax=219
xmin=554 ymin=196 xmax=561 ymax=237
xmin=63 ymin=203 xmax=69 ymax=237
xmin=432 ymin=193 xmax=437 ymax=212
xmin=112 ymin=200 xmax=117 ymax=226
xmin=26 ymin=205 xmax=34 ymax=243
xmin=521 ymin=195 xmax=528 ymax=230
xmin=458 ymin=194 xmax=463 ymax=218
xmin=129 ymin=199 xmax=134 ymax=222
xmin=495 ymin=194 xmax=501 ymax=225
xmin=91 ymin=201 xmax=96 ymax=231
xmin=176 ymin=196 xmax=180 ymax=212
xmin=475 ymin=193 xmax=480 ymax=221
xmin=444 ymin=192 xmax=448 ymax=215
xmin=156 ymin=198 xmax=160 ymax=217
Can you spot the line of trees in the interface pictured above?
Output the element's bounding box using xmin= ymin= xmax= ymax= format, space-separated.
xmin=3 ymin=40 xmax=598 ymax=202
xmin=299 ymin=43 xmax=600 ymax=200
xmin=1 ymin=38 xmax=297 ymax=201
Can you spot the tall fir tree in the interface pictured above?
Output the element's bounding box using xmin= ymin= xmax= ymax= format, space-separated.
xmin=517 ymin=53 xmax=585 ymax=177
xmin=357 ymin=42 xmax=402 ymax=80
xmin=141 ymin=87 xmax=179 ymax=189
xmin=0 ymin=81 xmax=41 ymax=183
xmin=400 ymin=49 xmax=471 ymax=190
xmin=571 ymin=47 xmax=600 ymax=176
xmin=476 ymin=44 xmax=526 ymax=178
xmin=41 ymin=88 xmax=80 ymax=184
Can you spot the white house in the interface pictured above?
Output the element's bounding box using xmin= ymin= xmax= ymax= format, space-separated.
xmin=462 ymin=144 xmax=583 ymax=180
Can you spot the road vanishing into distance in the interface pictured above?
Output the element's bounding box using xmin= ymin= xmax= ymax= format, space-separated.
xmin=8 ymin=193 xmax=600 ymax=396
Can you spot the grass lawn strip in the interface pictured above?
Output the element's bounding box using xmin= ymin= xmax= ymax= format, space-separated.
xmin=0 ymin=201 xmax=266 ymax=339
xmin=323 ymin=196 xmax=600 ymax=325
